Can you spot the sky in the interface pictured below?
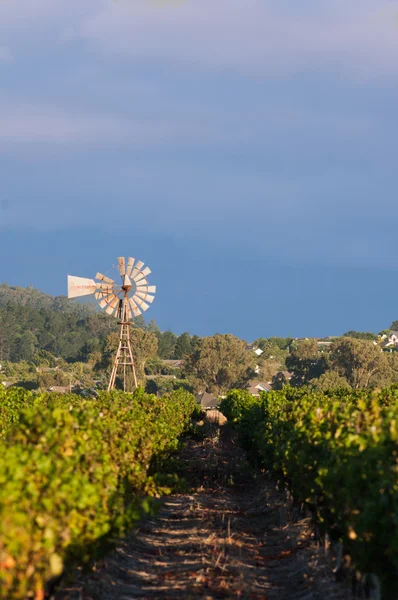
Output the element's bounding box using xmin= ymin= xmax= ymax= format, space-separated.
xmin=1 ymin=0 xmax=398 ymax=340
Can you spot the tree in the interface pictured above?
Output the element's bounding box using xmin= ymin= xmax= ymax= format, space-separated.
xmin=272 ymin=371 xmax=288 ymax=390
xmin=144 ymin=356 xmax=165 ymax=376
xmin=342 ymin=331 xmax=378 ymax=341
xmin=147 ymin=318 xmax=160 ymax=334
xmin=14 ymin=331 xmax=38 ymax=362
xmin=259 ymin=359 xmax=281 ymax=382
xmin=330 ymin=338 xmax=390 ymax=389
xmin=174 ymin=332 xmax=192 ymax=359
xmin=157 ymin=331 xmax=177 ymax=359
xmin=129 ymin=329 xmax=158 ymax=383
xmin=309 ymin=371 xmax=351 ymax=391
xmin=286 ymin=340 xmax=328 ymax=387
xmin=390 ymin=321 xmax=398 ymax=331
xmin=185 ymin=334 xmax=255 ymax=394
xmin=254 ymin=337 xmax=291 ymax=364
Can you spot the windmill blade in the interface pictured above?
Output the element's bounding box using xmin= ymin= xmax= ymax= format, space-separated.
xmin=131 ymin=259 xmax=144 ymax=279
xmin=95 ymin=272 xmax=114 ymax=285
xmin=133 ymin=268 xmax=150 ymax=282
xmin=96 ymin=282 xmax=114 ymax=292
xmin=98 ymin=292 xmax=118 ymax=310
xmin=126 ymin=257 xmax=135 ymax=277
xmin=118 ymin=257 xmax=126 ymax=277
xmin=95 ymin=290 xmax=113 ymax=300
xmin=134 ymin=292 xmax=155 ymax=304
xmin=129 ymin=297 xmax=142 ymax=317
xmin=134 ymin=276 xmax=148 ymax=287
xmin=99 ymin=297 xmax=111 ymax=309
xmin=141 ymin=266 xmax=151 ymax=278
xmin=135 ymin=298 xmax=150 ymax=312
xmin=136 ymin=284 xmax=156 ymax=295
xmin=105 ymin=295 xmax=120 ymax=316
xmin=68 ymin=275 xmax=97 ymax=299
xmin=105 ymin=303 xmax=117 ymax=316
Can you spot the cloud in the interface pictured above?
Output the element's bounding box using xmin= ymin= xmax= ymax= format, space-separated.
xmin=0 ymin=95 xmax=380 ymax=151
xmin=1 ymin=0 xmax=398 ymax=77
xmin=76 ymin=0 xmax=398 ymax=77
xmin=0 ymin=104 xmax=224 ymax=146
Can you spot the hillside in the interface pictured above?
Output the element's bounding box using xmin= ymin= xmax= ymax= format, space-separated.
xmin=0 ymin=283 xmax=145 ymax=363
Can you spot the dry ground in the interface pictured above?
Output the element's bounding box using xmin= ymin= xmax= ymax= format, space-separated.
xmin=55 ymin=412 xmax=350 ymax=600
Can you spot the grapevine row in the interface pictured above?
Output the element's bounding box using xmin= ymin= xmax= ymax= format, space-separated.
xmin=220 ymin=387 xmax=398 ymax=599
xmin=0 ymin=387 xmax=198 ymax=599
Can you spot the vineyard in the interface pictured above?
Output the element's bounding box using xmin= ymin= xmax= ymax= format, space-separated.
xmin=0 ymin=387 xmax=198 ymax=599
xmin=0 ymin=385 xmax=397 ymax=599
xmin=220 ymin=387 xmax=398 ymax=599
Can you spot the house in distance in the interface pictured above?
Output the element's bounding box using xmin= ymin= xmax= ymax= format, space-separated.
xmin=196 ymin=391 xmax=218 ymax=410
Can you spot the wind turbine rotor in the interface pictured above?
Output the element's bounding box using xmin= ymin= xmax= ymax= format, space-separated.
xmin=68 ymin=257 xmax=155 ymax=321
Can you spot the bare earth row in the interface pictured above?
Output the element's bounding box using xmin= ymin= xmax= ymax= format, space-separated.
xmin=56 ymin=414 xmax=350 ymax=600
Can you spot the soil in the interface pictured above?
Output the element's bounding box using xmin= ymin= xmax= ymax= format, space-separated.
xmin=55 ymin=412 xmax=350 ymax=600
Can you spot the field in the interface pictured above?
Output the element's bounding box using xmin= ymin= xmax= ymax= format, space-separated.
xmin=0 ymin=386 xmax=397 ymax=599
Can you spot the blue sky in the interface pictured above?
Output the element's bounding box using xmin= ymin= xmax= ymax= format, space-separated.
xmin=1 ymin=0 xmax=398 ymax=340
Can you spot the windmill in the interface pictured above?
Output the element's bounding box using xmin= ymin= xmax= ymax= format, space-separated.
xmin=67 ymin=257 xmax=156 ymax=392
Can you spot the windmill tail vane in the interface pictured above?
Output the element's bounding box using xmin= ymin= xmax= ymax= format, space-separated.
xmin=67 ymin=256 xmax=156 ymax=392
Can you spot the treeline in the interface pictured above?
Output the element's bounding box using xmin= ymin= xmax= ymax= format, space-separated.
xmin=2 ymin=283 xmax=398 ymax=395
xmin=0 ymin=284 xmax=193 ymax=364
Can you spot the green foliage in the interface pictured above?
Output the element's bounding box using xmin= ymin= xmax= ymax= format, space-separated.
xmin=222 ymin=387 xmax=398 ymax=598
xmin=174 ymin=332 xmax=193 ymax=359
xmin=144 ymin=356 xmax=165 ymax=376
xmin=185 ymin=334 xmax=255 ymax=394
xmin=0 ymin=387 xmax=197 ymax=599
xmin=130 ymin=329 xmax=158 ymax=384
xmin=342 ymin=330 xmax=378 ymax=341
xmin=286 ymin=339 xmax=328 ymax=386
xmin=0 ymin=284 xmax=155 ymax=364
xmin=254 ymin=337 xmax=292 ymax=364
xmin=157 ymin=331 xmax=178 ymax=359
xmin=309 ymin=371 xmax=351 ymax=391
xmin=145 ymin=377 xmax=194 ymax=395
xmin=330 ymin=338 xmax=390 ymax=389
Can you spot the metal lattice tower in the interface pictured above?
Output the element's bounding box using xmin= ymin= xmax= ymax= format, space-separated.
xmin=67 ymin=257 xmax=156 ymax=392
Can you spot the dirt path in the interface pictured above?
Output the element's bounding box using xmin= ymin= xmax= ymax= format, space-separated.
xmin=56 ymin=415 xmax=349 ymax=600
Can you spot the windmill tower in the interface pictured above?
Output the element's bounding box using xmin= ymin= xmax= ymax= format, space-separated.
xmin=67 ymin=257 xmax=156 ymax=392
